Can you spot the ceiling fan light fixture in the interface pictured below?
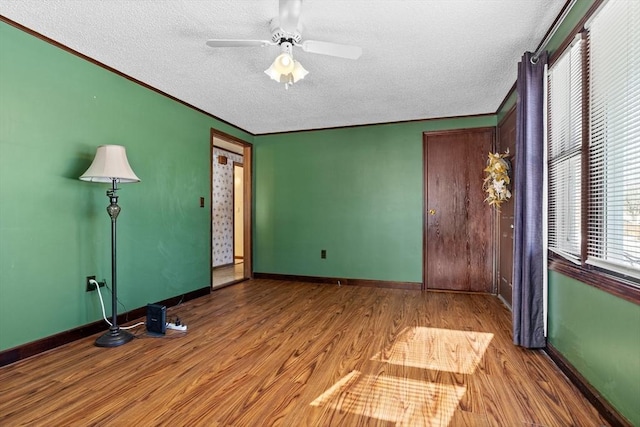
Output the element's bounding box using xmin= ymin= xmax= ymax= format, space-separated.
xmin=264 ymin=53 xmax=308 ymax=88
xmin=264 ymin=52 xmax=296 ymax=82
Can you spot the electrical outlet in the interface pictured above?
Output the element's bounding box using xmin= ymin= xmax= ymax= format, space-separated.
xmin=86 ymin=276 xmax=96 ymax=292
xmin=85 ymin=276 xmax=105 ymax=292
xmin=321 ymin=249 xmax=326 ymax=259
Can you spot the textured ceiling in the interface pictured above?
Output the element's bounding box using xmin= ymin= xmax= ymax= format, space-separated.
xmin=0 ymin=1 xmax=565 ymax=135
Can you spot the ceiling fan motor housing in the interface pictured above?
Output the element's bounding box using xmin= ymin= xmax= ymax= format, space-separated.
xmin=269 ymin=18 xmax=302 ymax=45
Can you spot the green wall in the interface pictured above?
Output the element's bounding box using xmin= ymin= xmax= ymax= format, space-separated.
xmin=253 ymin=116 xmax=496 ymax=282
xmin=0 ymin=22 xmax=251 ymax=351
xmin=548 ymin=272 xmax=640 ymax=425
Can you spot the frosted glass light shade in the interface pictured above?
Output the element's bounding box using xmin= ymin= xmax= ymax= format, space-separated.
xmin=291 ymin=61 xmax=308 ymax=83
xmin=79 ymin=145 xmax=140 ymax=183
xmin=273 ymin=52 xmax=295 ymax=74
xmin=264 ymin=64 xmax=283 ymax=82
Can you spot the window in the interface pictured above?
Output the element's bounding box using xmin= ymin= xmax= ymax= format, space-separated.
xmin=547 ymin=38 xmax=583 ymax=264
xmin=547 ymin=0 xmax=640 ymax=284
xmin=586 ymin=0 xmax=640 ymax=279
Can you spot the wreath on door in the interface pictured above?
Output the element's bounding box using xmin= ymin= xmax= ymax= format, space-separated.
xmin=483 ymin=149 xmax=512 ymax=210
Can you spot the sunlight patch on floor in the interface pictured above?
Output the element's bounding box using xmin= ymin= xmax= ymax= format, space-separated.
xmin=371 ymin=327 xmax=494 ymax=374
xmin=311 ymin=370 xmax=466 ymax=426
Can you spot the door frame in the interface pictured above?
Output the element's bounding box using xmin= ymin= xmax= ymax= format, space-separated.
xmin=232 ymin=161 xmax=244 ymax=263
xmin=210 ymin=129 xmax=253 ymax=284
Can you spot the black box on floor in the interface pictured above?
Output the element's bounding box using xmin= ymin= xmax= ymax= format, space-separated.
xmin=146 ymin=304 xmax=166 ymax=335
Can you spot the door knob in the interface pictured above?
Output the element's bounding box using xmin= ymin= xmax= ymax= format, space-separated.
xmin=429 ymin=209 xmax=436 ymax=216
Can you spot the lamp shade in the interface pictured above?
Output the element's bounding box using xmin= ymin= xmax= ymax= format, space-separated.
xmin=79 ymin=145 xmax=140 ymax=183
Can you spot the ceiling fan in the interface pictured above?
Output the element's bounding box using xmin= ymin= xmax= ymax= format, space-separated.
xmin=206 ymin=0 xmax=362 ymax=89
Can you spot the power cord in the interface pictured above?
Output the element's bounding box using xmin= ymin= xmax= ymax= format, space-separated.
xmin=102 ymin=279 xmax=128 ymax=318
xmin=90 ymin=279 xmax=145 ymax=330
xmin=90 ymin=280 xmax=188 ymax=334
xmin=174 ymin=295 xmax=185 ymax=307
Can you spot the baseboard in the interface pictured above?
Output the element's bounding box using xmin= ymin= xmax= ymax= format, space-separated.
xmin=497 ymin=294 xmax=512 ymax=311
xmin=544 ymin=343 xmax=632 ymax=427
xmin=253 ymin=272 xmax=422 ymax=290
xmin=0 ymin=286 xmax=210 ymax=367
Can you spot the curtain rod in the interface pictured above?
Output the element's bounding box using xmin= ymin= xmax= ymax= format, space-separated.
xmin=531 ymin=0 xmax=578 ymax=64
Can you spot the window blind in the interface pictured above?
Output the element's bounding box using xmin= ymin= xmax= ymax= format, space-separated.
xmin=586 ymin=0 xmax=640 ymax=279
xmin=547 ymin=39 xmax=583 ymax=263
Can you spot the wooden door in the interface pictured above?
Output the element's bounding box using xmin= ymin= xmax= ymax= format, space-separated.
xmin=423 ymin=128 xmax=494 ymax=292
xmin=497 ymin=108 xmax=517 ymax=306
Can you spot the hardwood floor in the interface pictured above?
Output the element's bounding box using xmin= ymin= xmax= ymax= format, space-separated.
xmin=0 ymin=280 xmax=608 ymax=426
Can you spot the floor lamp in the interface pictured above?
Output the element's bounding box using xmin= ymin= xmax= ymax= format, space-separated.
xmin=80 ymin=145 xmax=140 ymax=347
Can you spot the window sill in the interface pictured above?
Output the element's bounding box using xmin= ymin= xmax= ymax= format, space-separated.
xmin=549 ymin=255 xmax=640 ymax=305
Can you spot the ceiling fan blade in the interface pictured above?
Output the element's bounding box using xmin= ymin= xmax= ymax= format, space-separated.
xmin=206 ymin=39 xmax=274 ymax=48
xmin=279 ymin=0 xmax=302 ymax=33
xmin=301 ymin=40 xmax=362 ymax=60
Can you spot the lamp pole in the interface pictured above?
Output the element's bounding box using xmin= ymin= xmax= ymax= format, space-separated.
xmin=95 ymin=179 xmax=134 ymax=347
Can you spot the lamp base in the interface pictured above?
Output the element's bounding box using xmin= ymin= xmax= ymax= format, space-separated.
xmin=95 ymin=327 xmax=134 ymax=347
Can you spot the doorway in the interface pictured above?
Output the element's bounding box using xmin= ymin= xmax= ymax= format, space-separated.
xmin=423 ymin=127 xmax=495 ymax=292
xmin=211 ymin=129 xmax=252 ymax=289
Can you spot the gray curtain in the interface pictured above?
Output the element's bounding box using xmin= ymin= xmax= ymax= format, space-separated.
xmin=513 ymin=51 xmax=547 ymax=348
